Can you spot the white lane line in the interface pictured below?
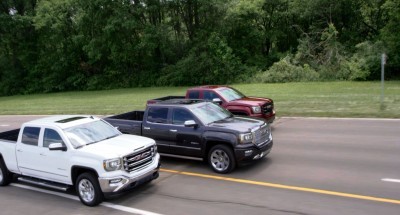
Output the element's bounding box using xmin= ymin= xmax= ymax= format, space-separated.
xmin=382 ymin=178 xmax=400 ymax=183
xmin=11 ymin=183 xmax=163 ymax=215
xmin=0 ymin=124 xmax=9 ymax=127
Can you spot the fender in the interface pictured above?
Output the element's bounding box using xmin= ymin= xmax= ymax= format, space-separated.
xmin=202 ymin=131 xmax=238 ymax=154
xmin=225 ymin=105 xmax=251 ymax=116
xmin=71 ymin=165 xmax=99 ymax=185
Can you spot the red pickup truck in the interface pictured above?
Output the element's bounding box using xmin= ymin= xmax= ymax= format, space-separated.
xmin=148 ymin=85 xmax=275 ymax=123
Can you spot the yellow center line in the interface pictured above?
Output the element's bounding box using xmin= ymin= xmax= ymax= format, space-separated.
xmin=160 ymin=168 xmax=400 ymax=205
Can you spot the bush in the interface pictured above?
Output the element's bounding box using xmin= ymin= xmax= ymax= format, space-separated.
xmin=253 ymin=56 xmax=319 ymax=83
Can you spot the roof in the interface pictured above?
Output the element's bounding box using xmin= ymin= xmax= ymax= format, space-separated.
xmin=24 ymin=115 xmax=100 ymax=129
xmin=149 ymin=99 xmax=214 ymax=108
xmin=188 ymin=85 xmax=229 ymax=90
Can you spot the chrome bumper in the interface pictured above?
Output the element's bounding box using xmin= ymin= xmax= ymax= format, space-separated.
xmin=98 ymin=160 xmax=160 ymax=194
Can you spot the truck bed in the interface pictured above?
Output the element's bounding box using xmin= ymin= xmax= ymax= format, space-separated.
xmin=107 ymin=111 xmax=145 ymax=121
xmin=0 ymin=129 xmax=20 ymax=142
xmin=104 ymin=111 xmax=143 ymax=135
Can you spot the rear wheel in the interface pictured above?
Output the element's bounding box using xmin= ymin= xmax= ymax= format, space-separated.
xmin=208 ymin=145 xmax=236 ymax=174
xmin=76 ymin=172 xmax=103 ymax=206
xmin=0 ymin=158 xmax=12 ymax=186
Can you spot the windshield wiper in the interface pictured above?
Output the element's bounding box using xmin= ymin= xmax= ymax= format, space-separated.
xmin=104 ymin=134 xmax=119 ymax=140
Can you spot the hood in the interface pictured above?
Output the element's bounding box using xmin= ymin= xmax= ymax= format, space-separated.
xmin=77 ymin=134 xmax=155 ymax=159
xmin=208 ymin=116 xmax=265 ymax=133
xmin=229 ymin=97 xmax=272 ymax=107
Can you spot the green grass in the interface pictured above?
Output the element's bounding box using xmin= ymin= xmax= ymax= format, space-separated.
xmin=0 ymin=81 xmax=399 ymax=118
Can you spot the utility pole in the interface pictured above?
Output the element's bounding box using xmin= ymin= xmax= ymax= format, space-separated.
xmin=380 ymin=53 xmax=386 ymax=110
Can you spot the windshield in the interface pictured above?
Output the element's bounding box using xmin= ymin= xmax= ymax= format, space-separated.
xmin=191 ymin=102 xmax=232 ymax=125
xmin=64 ymin=120 xmax=121 ymax=149
xmin=217 ymin=87 xmax=245 ymax=102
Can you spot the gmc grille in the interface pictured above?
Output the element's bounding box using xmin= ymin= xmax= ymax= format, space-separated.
xmin=262 ymin=102 xmax=274 ymax=115
xmin=123 ymin=146 xmax=155 ymax=172
xmin=253 ymin=125 xmax=271 ymax=147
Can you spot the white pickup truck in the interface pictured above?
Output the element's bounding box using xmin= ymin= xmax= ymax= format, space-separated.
xmin=0 ymin=115 xmax=160 ymax=206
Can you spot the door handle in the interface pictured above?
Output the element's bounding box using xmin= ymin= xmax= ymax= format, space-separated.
xmin=17 ymin=149 xmax=22 ymax=152
xmin=170 ymin=129 xmax=177 ymax=132
xmin=143 ymin=127 xmax=151 ymax=130
xmin=40 ymin=153 xmax=46 ymax=156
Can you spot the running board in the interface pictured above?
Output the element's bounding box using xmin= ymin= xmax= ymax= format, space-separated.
xmin=159 ymin=153 xmax=203 ymax=161
xmin=18 ymin=177 xmax=70 ymax=191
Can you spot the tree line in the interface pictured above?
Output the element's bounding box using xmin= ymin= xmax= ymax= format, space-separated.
xmin=0 ymin=0 xmax=399 ymax=96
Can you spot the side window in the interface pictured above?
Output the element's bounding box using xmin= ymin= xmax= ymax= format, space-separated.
xmin=203 ymin=91 xmax=220 ymax=101
xmin=172 ymin=109 xmax=194 ymax=125
xmin=43 ymin=129 xmax=64 ymax=148
xmin=188 ymin=90 xmax=200 ymax=99
xmin=147 ymin=107 xmax=169 ymax=124
xmin=21 ymin=127 xmax=40 ymax=146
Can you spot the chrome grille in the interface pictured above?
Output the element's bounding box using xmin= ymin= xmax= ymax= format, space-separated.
xmin=253 ymin=124 xmax=270 ymax=147
xmin=123 ymin=146 xmax=155 ymax=172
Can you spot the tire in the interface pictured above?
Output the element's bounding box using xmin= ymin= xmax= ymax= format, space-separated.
xmin=76 ymin=172 xmax=103 ymax=206
xmin=208 ymin=145 xmax=236 ymax=174
xmin=0 ymin=158 xmax=12 ymax=186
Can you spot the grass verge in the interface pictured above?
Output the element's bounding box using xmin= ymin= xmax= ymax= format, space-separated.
xmin=0 ymin=81 xmax=399 ymax=118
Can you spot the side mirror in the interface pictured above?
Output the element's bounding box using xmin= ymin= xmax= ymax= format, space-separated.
xmin=49 ymin=143 xmax=67 ymax=151
xmin=212 ymin=98 xmax=222 ymax=105
xmin=184 ymin=120 xmax=198 ymax=128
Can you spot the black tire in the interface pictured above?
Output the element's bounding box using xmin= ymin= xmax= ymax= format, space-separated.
xmin=0 ymin=158 xmax=12 ymax=186
xmin=76 ymin=172 xmax=103 ymax=206
xmin=208 ymin=145 xmax=236 ymax=174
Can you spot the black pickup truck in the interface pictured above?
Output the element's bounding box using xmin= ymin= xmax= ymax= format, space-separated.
xmin=104 ymin=100 xmax=273 ymax=173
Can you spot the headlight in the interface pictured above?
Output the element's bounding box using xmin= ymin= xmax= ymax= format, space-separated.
xmin=239 ymin=133 xmax=254 ymax=144
xmin=103 ymin=158 xmax=122 ymax=172
xmin=153 ymin=144 xmax=157 ymax=153
xmin=251 ymin=106 xmax=261 ymax=114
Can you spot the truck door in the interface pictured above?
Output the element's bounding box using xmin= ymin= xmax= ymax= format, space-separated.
xmin=142 ymin=107 xmax=172 ymax=153
xmin=203 ymin=90 xmax=225 ymax=106
xmin=16 ymin=126 xmax=43 ymax=177
xmin=169 ymin=108 xmax=203 ymax=157
xmin=35 ymin=128 xmax=70 ymax=184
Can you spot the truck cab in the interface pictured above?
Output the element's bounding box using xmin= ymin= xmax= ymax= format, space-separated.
xmin=185 ymin=85 xmax=275 ymax=123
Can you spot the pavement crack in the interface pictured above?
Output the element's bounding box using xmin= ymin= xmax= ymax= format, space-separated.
xmin=142 ymin=192 xmax=311 ymax=215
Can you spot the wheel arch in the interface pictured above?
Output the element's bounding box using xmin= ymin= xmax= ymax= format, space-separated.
xmin=71 ymin=166 xmax=99 ymax=185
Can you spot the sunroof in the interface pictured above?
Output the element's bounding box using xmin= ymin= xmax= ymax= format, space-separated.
xmin=56 ymin=116 xmax=87 ymax=123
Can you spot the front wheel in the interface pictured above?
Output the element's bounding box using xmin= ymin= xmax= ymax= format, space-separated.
xmin=208 ymin=145 xmax=236 ymax=174
xmin=76 ymin=172 xmax=103 ymax=206
xmin=0 ymin=158 xmax=12 ymax=186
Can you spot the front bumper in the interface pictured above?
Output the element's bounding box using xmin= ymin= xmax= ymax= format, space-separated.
xmin=99 ymin=154 xmax=161 ymax=198
xmin=250 ymin=111 xmax=276 ymax=123
xmin=234 ymin=139 xmax=273 ymax=163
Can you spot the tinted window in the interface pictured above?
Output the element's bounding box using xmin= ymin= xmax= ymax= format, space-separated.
xmin=203 ymin=91 xmax=220 ymax=101
xmin=43 ymin=129 xmax=64 ymax=148
xmin=172 ymin=109 xmax=195 ymax=125
xmin=188 ymin=91 xmax=200 ymax=99
xmin=22 ymin=127 xmax=40 ymax=146
xmin=147 ymin=107 xmax=169 ymax=124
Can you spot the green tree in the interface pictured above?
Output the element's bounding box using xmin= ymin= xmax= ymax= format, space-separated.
xmin=0 ymin=0 xmax=37 ymax=95
xmin=380 ymin=0 xmax=400 ymax=78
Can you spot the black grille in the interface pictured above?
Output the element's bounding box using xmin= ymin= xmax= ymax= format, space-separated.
xmin=262 ymin=102 xmax=274 ymax=115
xmin=123 ymin=146 xmax=155 ymax=172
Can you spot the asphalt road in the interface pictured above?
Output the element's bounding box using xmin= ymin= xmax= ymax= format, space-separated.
xmin=0 ymin=116 xmax=399 ymax=215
